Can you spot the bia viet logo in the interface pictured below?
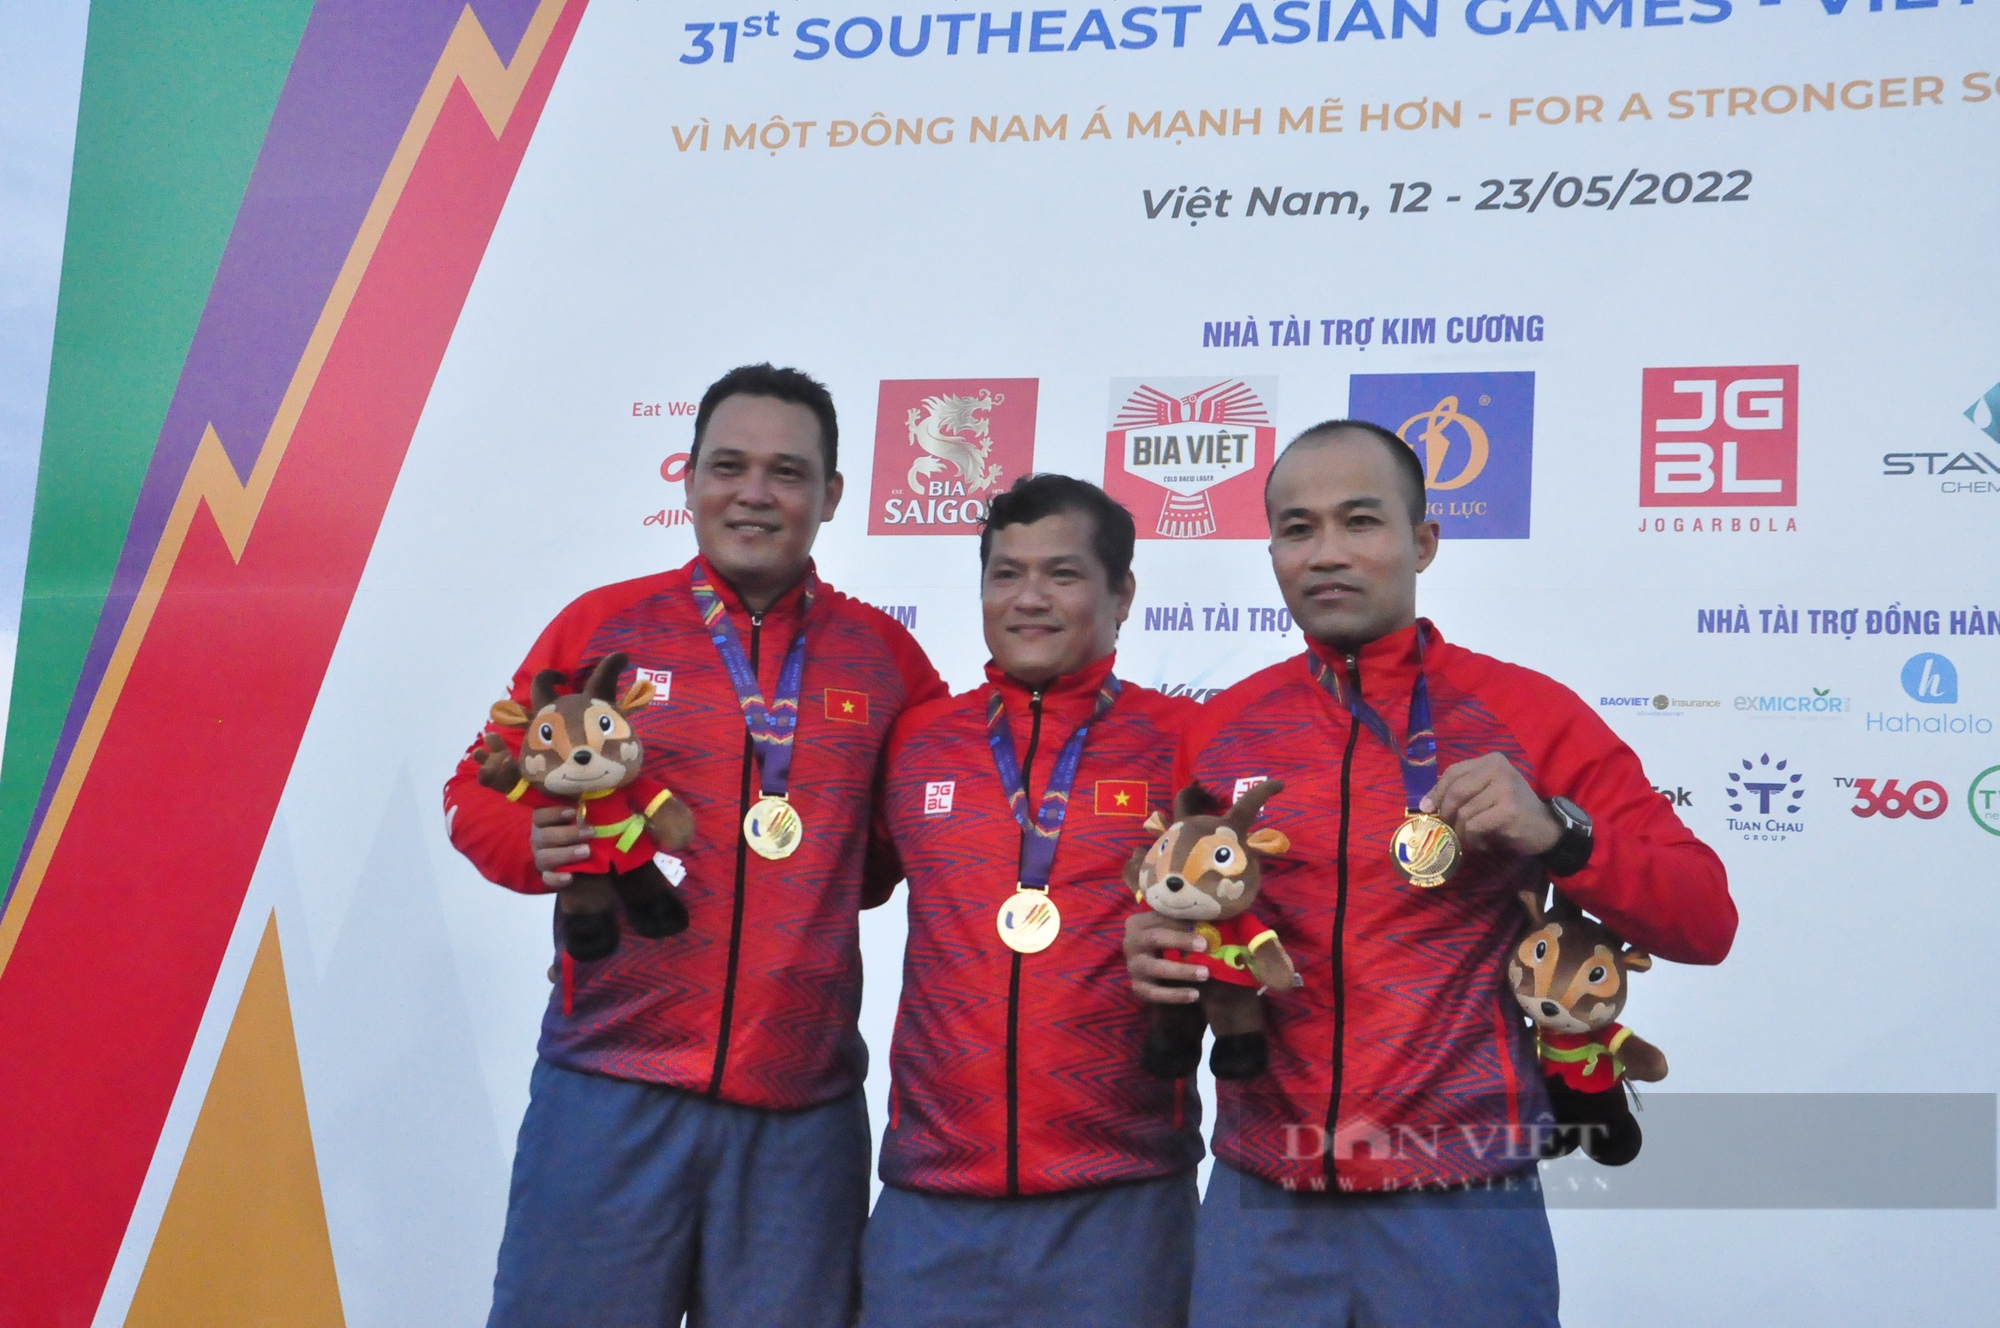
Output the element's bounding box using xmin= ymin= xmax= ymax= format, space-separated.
xmin=1102 ymin=378 xmax=1277 ymax=539
xmin=1837 ymin=778 xmax=1948 ymax=820
xmin=1901 ymin=653 xmax=1958 ymax=704
xmin=1348 ymin=372 xmax=1535 ymax=539
xmin=1726 ymin=753 xmax=1805 ymax=840
xmin=1640 ymin=366 xmax=1798 ymax=507
xmin=870 ymin=379 xmax=1038 ymax=534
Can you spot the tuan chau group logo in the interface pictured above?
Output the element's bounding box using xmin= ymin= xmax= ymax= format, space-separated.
xmin=1102 ymin=378 xmax=1277 ymax=539
xmin=1640 ymin=366 xmax=1798 ymax=507
xmin=869 ymin=378 xmax=1038 ymax=535
xmin=1348 ymin=372 xmax=1535 ymax=539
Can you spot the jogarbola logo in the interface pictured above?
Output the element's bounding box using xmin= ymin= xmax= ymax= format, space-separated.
xmin=870 ymin=378 xmax=1039 ymax=534
xmin=1348 ymin=372 xmax=1535 ymax=539
xmin=1102 ymin=378 xmax=1277 ymax=540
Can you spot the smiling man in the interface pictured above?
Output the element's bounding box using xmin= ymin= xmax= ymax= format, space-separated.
xmin=861 ymin=475 xmax=1202 ymax=1327
xmin=444 ymin=363 xmax=946 ymax=1328
xmin=1125 ymin=421 xmax=1738 ymax=1326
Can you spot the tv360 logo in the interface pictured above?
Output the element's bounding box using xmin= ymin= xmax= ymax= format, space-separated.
xmin=1836 ymin=777 xmax=1949 ymax=820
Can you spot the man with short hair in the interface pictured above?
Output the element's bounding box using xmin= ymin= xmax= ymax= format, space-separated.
xmin=862 ymin=474 xmax=1202 ymax=1327
xmin=445 ymin=363 xmax=947 ymax=1327
xmin=1126 ymin=420 xmax=1737 ymax=1325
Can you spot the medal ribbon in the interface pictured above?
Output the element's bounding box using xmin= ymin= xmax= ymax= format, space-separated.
xmin=1307 ymin=625 xmax=1439 ymax=813
xmin=691 ymin=561 xmax=816 ymax=799
xmin=986 ymin=676 xmax=1121 ymax=890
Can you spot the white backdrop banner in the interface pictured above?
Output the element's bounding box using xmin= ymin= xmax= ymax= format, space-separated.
xmin=234 ymin=3 xmax=2000 ymax=1323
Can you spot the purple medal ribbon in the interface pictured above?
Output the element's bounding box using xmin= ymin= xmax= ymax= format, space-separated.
xmin=691 ymin=562 xmax=815 ymax=799
xmin=1307 ymin=626 xmax=1440 ymax=813
xmin=986 ymin=676 xmax=1121 ymax=889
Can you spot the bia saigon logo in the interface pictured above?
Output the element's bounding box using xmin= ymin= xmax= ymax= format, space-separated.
xmin=870 ymin=379 xmax=1038 ymax=535
xmin=1348 ymin=372 xmax=1535 ymax=538
xmin=1640 ymin=366 xmax=1798 ymax=508
xmin=1102 ymin=378 xmax=1277 ymax=539
xmin=1726 ymin=753 xmax=1805 ymax=840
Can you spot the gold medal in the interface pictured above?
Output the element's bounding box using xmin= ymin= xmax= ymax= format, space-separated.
xmin=996 ymin=888 xmax=1061 ymax=954
xmin=743 ymin=795 xmax=803 ymax=860
xmin=1390 ymin=812 xmax=1460 ymax=888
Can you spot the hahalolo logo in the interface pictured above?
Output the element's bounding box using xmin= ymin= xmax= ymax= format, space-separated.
xmin=1901 ymin=653 xmax=1959 ymax=705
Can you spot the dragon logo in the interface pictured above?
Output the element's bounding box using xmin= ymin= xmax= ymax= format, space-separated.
xmin=905 ymin=390 xmax=1005 ymax=495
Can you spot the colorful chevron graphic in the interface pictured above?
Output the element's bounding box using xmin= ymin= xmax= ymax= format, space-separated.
xmin=0 ymin=1 xmax=587 ymax=1321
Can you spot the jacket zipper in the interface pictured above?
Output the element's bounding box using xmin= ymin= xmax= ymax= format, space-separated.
xmin=1004 ymin=686 xmax=1044 ymax=1198
xmin=1323 ymin=653 xmax=1362 ymax=1184
xmin=707 ymin=610 xmax=762 ymax=1098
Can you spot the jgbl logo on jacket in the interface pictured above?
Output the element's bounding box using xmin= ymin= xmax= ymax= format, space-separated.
xmin=1348 ymin=373 xmax=1535 ymax=539
xmin=870 ymin=379 xmax=1038 ymax=534
xmin=1640 ymin=366 xmax=1798 ymax=507
xmin=1102 ymin=378 xmax=1276 ymax=539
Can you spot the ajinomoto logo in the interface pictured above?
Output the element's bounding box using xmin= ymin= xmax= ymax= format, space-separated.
xmin=1348 ymin=372 xmax=1536 ymax=538
xmin=1102 ymin=378 xmax=1277 ymax=539
xmin=869 ymin=379 xmax=1038 ymax=535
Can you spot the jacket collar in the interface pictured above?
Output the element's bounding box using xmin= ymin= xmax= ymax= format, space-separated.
xmin=984 ymin=651 xmax=1118 ymax=734
xmin=1303 ymin=619 xmax=1438 ymax=698
xmin=689 ymin=554 xmax=815 ymax=624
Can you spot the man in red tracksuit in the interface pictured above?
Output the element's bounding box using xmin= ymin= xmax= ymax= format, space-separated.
xmin=1126 ymin=421 xmax=1737 ymax=1326
xmin=444 ymin=364 xmax=946 ymax=1327
xmin=862 ymin=475 xmax=1203 ymax=1327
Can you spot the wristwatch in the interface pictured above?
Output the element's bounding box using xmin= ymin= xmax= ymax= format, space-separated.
xmin=1539 ymin=796 xmax=1593 ymax=877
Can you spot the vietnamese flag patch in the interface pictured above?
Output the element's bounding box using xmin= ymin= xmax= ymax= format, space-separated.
xmin=824 ymin=688 xmax=871 ymax=724
xmin=1095 ymin=780 xmax=1149 ymax=815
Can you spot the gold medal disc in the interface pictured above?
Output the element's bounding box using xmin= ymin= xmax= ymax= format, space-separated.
xmin=743 ymin=795 xmax=803 ymax=860
xmin=996 ymin=888 xmax=1061 ymax=954
xmin=1391 ymin=812 xmax=1460 ymax=888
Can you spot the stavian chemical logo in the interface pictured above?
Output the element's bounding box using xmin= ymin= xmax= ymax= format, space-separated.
xmin=1726 ymin=753 xmax=1805 ymax=840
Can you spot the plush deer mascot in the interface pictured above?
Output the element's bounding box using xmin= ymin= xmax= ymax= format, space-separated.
xmin=1510 ymin=889 xmax=1669 ymax=1166
xmin=1127 ymin=780 xmax=1299 ymax=1080
xmin=473 ymin=651 xmax=695 ymax=962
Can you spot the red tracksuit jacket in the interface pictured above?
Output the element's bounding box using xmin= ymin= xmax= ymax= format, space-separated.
xmin=444 ymin=556 xmax=947 ymax=1110
xmin=1178 ymin=620 xmax=1735 ymax=1192
xmin=874 ymin=654 xmax=1205 ymax=1196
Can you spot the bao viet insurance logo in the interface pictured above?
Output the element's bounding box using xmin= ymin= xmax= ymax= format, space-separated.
xmin=869 ymin=379 xmax=1038 ymax=534
xmin=1348 ymin=372 xmax=1534 ymax=538
xmin=1640 ymin=366 xmax=1798 ymax=507
xmin=1102 ymin=378 xmax=1277 ymax=539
